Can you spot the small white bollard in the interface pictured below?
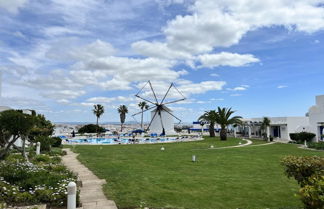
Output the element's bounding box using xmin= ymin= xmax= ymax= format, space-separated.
xmin=210 ymin=145 xmax=214 ymax=149
xmin=161 ymin=146 xmax=165 ymax=151
xmin=36 ymin=142 xmax=41 ymax=155
xmin=192 ymin=155 xmax=196 ymax=162
xmin=304 ymin=140 xmax=308 ymax=148
xmin=67 ymin=182 xmax=76 ymax=209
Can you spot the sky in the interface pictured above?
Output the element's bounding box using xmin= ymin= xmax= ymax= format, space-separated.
xmin=0 ymin=0 xmax=324 ymax=123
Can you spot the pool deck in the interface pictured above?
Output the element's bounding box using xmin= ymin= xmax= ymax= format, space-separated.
xmin=62 ymin=148 xmax=118 ymax=209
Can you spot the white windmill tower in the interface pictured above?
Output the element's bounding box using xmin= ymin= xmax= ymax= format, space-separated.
xmin=132 ymin=81 xmax=186 ymax=135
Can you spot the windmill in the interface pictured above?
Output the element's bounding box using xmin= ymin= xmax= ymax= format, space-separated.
xmin=132 ymin=81 xmax=186 ymax=135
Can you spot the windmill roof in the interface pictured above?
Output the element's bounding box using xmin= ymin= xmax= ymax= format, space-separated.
xmin=151 ymin=105 xmax=173 ymax=112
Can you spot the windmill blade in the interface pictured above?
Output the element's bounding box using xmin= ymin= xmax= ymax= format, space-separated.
xmin=146 ymin=108 xmax=159 ymax=131
xmin=163 ymin=107 xmax=182 ymax=123
xmin=135 ymin=81 xmax=156 ymax=105
xmin=162 ymin=98 xmax=186 ymax=105
xmin=173 ymin=84 xmax=186 ymax=100
xmin=160 ymin=83 xmax=173 ymax=104
xmin=135 ymin=95 xmax=156 ymax=105
xmin=131 ymin=106 xmax=155 ymax=117
xmin=148 ymin=80 xmax=159 ymax=104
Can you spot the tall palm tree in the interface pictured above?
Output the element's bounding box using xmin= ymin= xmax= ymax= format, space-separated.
xmin=198 ymin=110 xmax=217 ymax=137
xmin=93 ymin=104 xmax=104 ymax=137
xmin=118 ymin=105 xmax=128 ymax=132
xmin=261 ymin=117 xmax=271 ymax=140
xmin=138 ymin=101 xmax=149 ymax=129
xmin=215 ymin=107 xmax=242 ymax=141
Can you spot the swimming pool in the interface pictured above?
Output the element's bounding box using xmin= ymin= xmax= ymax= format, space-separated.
xmin=64 ymin=136 xmax=201 ymax=145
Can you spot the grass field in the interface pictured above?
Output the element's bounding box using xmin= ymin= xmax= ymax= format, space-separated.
xmin=69 ymin=137 xmax=324 ymax=209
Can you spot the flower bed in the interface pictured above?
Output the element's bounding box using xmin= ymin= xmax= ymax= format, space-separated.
xmin=0 ymin=154 xmax=79 ymax=207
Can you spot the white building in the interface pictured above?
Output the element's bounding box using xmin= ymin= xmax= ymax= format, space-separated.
xmin=242 ymin=117 xmax=309 ymax=141
xmin=308 ymin=95 xmax=324 ymax=141
xmin=149 ymin=105 xmax=175 ymax=135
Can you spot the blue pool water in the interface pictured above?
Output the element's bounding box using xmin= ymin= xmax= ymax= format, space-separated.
xmin=67 ymin=137 xmax=180 ymax=144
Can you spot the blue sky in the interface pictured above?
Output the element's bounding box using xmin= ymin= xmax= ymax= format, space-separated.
xmin=0 ymin=0 xmax=324 ymax=123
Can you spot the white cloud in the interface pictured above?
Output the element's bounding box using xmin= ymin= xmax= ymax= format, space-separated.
xmin=314 ymin=40 xmax=320 ymax=44
xmin=86 ymin=96 xmax=135 ymax=104
xmin=0 ymin=0 xmax=27 ymax=14
xmin=277 ymin=85 xmax=288 ymax=89
xmin=210 ymin=73 xmax=219 ymax=77
xmin=228 ymin=85 xmax=250 ymax=91
xmin=132 ymin=41 xmax=193 ymax=60
xmin=198 ymin=52 xmax=259 ymax=68
xmin=230 ymin=94 xmax=242 ymax=97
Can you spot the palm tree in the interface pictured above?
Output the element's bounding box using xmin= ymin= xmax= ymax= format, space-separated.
xmin=198 ymin=110 xmax=217 ymax=137
xmin=93 ymin=104 xmax=104 ymax=137
xmin=138 ymin=101 xmax=149 ymax=129
xmin=261 ymin=117 xmax=271 ymax=141
xmin=118 ymin=105 xmax=128 ymax=132
xmin=215 ymin=107 xmax=242 ymax=141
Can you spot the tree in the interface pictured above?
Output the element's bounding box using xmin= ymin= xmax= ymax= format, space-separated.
xmin=198 ymin=110 xmax=217 ymax=137
xmin=93 ymin=104 xmax=104 ymax=137
xmin=138 ymin=101 xmax=149 ymax=129
xmin=0 ymin=110 xmax=34 ymax=159
xmin=78 ymin=124 xmax=105 ymax=134
xmin=118 ymin=105 xmax=128 ymax=132
xmin=261 ymin=117 xmax=271 ymax=140
xmin=215 ymin=107 xmax=242 ymax=141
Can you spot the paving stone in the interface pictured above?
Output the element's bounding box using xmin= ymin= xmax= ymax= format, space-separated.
xmin=62 ymin=148 xmax=118 ymax=209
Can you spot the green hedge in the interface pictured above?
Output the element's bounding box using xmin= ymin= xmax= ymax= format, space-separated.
xmin=289 ymin=132 xmax=316 ymax=143
xmin=308 ymin=142 xmax=324 ymax=150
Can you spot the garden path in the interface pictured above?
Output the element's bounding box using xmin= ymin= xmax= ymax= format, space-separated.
xmin=62 ymin=148 xmax=118 ymax=209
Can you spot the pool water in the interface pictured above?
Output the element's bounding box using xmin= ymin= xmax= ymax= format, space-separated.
xmin=67 ymin=137 xmax=180 ymax=144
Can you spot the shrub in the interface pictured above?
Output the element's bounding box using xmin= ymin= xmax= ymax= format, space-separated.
xmin=281 ymin=155 xmax=324 ymax=186
xmin=0 ymin=160 xmax=78 ymax=207
xmin=300 ymin=175 xmax=324 ymax=209
xmin=78 ymin=124 xmax=105 ymax=134
xmin=308 ymin=142 xmax=324 ymax=150
xmin=32 ymin=154 xmax=53 ymax=164
xmin=290 ymin=132 xmax=316 ymax=143
xmin=35 ymin=136 xmax=54 ymax=152
xmin=51 ymin=137 xmax=62 ymax=147
xmin=282 ymin=156 xmax=324 ymax=209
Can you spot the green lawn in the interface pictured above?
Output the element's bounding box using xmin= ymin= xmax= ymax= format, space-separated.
xmin=69 ymin=137 xmax=323 ymax=209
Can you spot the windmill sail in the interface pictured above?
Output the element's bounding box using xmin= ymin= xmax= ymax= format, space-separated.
xmin=134 ymin=81 xmax=186 ymax=135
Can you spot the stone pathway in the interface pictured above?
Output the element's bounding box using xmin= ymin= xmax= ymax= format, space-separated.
xmin=209 ymin=138 xmax=253 ymax=149
xmin=62 ymin=148 xmax=118 ymax=209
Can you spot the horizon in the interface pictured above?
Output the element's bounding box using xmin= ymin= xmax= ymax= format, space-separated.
xmin=0 ymin=0 xmax=324 ymax=123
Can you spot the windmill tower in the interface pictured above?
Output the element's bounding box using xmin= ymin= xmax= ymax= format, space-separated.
xmin=132 ymin=81 xmax=186 ymax=135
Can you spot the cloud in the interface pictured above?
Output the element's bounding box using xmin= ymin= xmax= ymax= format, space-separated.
xmin=198 ymin=52 xmax=259 ymax=68
xmin=135 ymin=0 xmax=324 ymax=64
xmin=228 ymin=85 xmax=250 ymax=91
xmin=277 ymin=85 xmax=288 ymax=89
xmin=86 ymin=96 xmax=135 ymax=104
xmin=0 ymin=0 xmax=28 ymax=14
xmin=210 ymin=73 xmax=219 ymax=77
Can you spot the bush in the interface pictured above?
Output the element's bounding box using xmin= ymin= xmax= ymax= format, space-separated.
xmin=300 ymin=175 xmax=324 ymax=209
xmin=282 ymin=155 xmax=324 ymax=209
xmin=308 ymin=142 xmax=324 ymax=150
xmin=0 ymin=159 xmax=78 ymax=207
xmin=281 ymin=155 xmax=324 ymax=186
xmin=78 ymin=124 xmax=105 ymax=134
xmin=290 ymin=132 xmax=316 ymax=143
xmin=51 ymin=137 xmax=62 ymax=147
xmin=35 ymin=136 xmax=54 ymax=152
